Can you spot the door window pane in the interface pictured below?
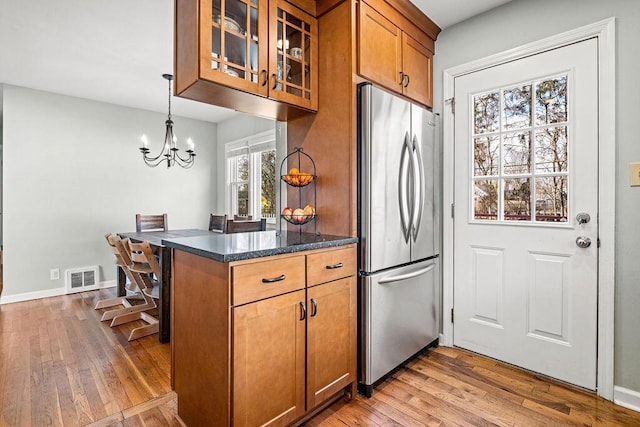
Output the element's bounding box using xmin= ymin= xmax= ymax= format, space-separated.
xmin=503 ymin=84 xmax=531 ymax=130
xmin=503 ymin=132 xmax=531 ymax=174
xmin=474 ymin=180 xmax=498 ymax=220
xmin=504 ymin=178 xmax=531 ymax=221
xmin=535 ymin=127 xmax=567 ymax=173
xmin=474 ymin=92 xmax=500 ymax=134
xmin=535 ymin=176 xmax=568 ymax=222
xmin=536 ymin=76 xmax=567 ymax=125
xmin=473 ymin=136 xmax=499 ymax=176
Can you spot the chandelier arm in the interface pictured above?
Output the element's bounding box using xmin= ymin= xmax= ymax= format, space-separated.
xmin=173 ymin=150 xmax=195 ymax=164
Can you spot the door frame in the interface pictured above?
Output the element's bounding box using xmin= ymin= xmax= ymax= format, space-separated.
xmin=441 ymin=18 xmax=616 ymax=400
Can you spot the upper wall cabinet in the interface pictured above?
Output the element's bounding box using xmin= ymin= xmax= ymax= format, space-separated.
xmin=175 ymin=0 xmax=318 ymax=120
xmin=358 ymin=1 xmax=434 ymax=107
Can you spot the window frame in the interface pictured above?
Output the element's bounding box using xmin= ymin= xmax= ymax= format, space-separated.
xmin=225 ymin=130 xmax=277 ymax=222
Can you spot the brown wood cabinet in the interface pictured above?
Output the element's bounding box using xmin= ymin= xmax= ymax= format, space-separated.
xmin=358 ymin=0 xmax=434 ymax=107
xmin=233 ymin=290 xmax=306 ymax=426
xmin=172 ymin=244 xmax=357 ymax=426
xmin=306 ymin=277 xmax=356 ymax=409
xmin=287 ymin=0 xmax=439 ymax=237
xmin=175 ymin=0 xmax=318 ymax=120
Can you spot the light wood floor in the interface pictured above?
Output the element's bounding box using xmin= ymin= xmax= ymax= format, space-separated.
xmin=1 ymin=289 xmax=639 ymax=426
xmin=0 ymin=289 xmax=171 ymax=426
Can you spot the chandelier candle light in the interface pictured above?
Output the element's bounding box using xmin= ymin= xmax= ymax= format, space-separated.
xmin=139 ymin=73 xmax=196 ymax=168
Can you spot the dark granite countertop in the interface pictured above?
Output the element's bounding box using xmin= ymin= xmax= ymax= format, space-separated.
xmin=162 ymin=230 xmax=357 ymax=262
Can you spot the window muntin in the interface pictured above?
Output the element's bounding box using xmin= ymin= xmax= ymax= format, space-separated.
xmin=471 ymin=74 xmax=568 ymax=223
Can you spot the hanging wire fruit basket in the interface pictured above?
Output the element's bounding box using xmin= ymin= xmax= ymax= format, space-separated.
xmin=278 ymin=147 xmax=317 ymax=232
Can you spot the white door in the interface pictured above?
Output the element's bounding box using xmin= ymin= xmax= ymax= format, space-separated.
xmin=453 ymin=38 xmax=598 ymax=389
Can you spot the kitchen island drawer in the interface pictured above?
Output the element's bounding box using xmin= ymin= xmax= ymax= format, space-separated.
xmin=232 ymin=255 xmax=306 ymax=306
xmin=306 ymin=245 xmax=357 ymax=287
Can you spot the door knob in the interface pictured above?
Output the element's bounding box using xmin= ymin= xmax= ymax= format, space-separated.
xmin=576 ymin=236 xmax=592 ymax=248
xmin=576 ymin=212 xmax=591 ymax=224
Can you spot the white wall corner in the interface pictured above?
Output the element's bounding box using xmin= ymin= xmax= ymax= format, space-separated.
xmin=614 ymin=386 xmax=640 ymax=413
xmin=0 ymin=280 xmax=116 ymax=305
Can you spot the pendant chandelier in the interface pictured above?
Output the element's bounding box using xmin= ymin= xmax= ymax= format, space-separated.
xmin=139 ymin=73 xmax=196 ymax=168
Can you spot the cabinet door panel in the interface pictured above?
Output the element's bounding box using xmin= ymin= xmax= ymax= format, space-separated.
xmin=200 ymin=0 xmax=269 ymax=96
xmin=268 ymin=0 xmax=318 ymax=109
xmin=307 ymin=277 xmax=357 ymax=409
xmin=233 ymin=290 xmax=306 ymax=427
xmin=402 ymin=33 xmax=433 ymax=107
xmin=358 ymin=1 xmax=402 ymax=93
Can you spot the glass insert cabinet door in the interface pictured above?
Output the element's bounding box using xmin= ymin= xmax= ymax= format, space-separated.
xmin=200 ymin=0 xmax=317 ymax=109
xmin=204 ymin=0 xmax=269 ymax=95
xmin=268 ymin=0 xmax=317 ymax=109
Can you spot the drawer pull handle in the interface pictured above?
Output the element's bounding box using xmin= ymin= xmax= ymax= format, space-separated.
xmin=310 ymin=298 xmax=318 ymax=317
xmin=262 ymin=274 xmax=286 ymax=283
xmin=325 ymin=262 xmax=343 ymax=270
xmin=299 ymin=302 xmax=307 ymax=321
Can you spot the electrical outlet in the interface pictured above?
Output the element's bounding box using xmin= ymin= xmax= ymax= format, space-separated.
xmin=50 ymin=268 xmax=60 ymax=280
xmin=630 ymin=162 xmax=640 ymax=187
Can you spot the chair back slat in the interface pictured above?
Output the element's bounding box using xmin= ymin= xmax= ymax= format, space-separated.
xmin=135 ymin=213 xmax=168 ymax=232
xmin=105 ymin=233 xmax=138 ymax=293
xmin=209 ymin=214 xmax=228 ymax=233
xmin=226 ymin=218 xmax=266 ymax=234
xmin=128 ymin=240 xmax=161 ymax=279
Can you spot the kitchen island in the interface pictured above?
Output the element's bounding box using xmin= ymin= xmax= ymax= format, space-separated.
xmin=162 ymin=231 xmax=358 ymax=427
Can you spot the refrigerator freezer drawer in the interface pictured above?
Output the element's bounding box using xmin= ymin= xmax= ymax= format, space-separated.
xmin=360 ymin=258 xmax=439 ymax=386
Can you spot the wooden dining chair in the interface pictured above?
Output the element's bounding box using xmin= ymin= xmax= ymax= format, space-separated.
xmin=209 ymin=214 xmax=228 ymax=233
xmin=226 ymin=218 xmax=266 ymax=234
xmin=233 ymin=214 xmax=253 ymax=220
xmin=96 ymin=234 xmax=155 ymax=322
xmin=110 ymin=240 xmax=161 ymax=341
xmin=135 ymin=213 xmax=168 ymax=232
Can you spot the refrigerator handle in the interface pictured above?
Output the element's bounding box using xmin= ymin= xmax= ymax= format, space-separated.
xmin=411 ymin=134 xmax=424 ymax=241
xmin=399 ymin=132 xmax=412 ymax=243
xmin=378 ymin=264 xmax=436 ymax=284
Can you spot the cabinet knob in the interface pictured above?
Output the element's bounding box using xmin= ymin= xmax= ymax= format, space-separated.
xmin=310 ymin=298 xmax=318 ymax=317
xmin=399 ymin=71 xmax=405 ymax=86
xmin=404 ymin=74 xmax=410 ymax=88
xmin=260 ymin=70 xmax=268 ymax=87
xmin=271 ymin=73 xmax=278 ymax=90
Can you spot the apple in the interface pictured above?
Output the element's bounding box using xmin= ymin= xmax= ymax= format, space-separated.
xmin=303 ymin=204 xmax=315 ymax=218
xmin=293 ymin=208 xmax=305 ymax=223
xmin=281 ymin=207 xmax=293 ymax=221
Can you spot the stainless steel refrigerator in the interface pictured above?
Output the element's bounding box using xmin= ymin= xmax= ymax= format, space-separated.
xmin=358 ymin=83 xmax=440 ymax=397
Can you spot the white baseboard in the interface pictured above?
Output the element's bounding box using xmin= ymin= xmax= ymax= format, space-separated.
xmin=614 ymin=386 xmax=640 ymax=413
xmin=0 ymin=280 xmax=116 ymax=305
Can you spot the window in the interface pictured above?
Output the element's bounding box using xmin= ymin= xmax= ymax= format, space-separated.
xmin=472 ymin=74 xmax=568 ymax=223
xmin=226 ymin=131 xmax=277 ymax=221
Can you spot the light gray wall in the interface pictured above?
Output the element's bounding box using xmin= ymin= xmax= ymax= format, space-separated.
xmin=214 ymin=114 xmax=277 ymax=214
xmin=2 ymin=85 xmax=217 ymax=297
xmin=433 ymin=0 xmax=640 ymax=391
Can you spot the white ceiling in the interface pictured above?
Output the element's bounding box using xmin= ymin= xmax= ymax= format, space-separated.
xmin=0 ymin=0 xmax=511 ymax=123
